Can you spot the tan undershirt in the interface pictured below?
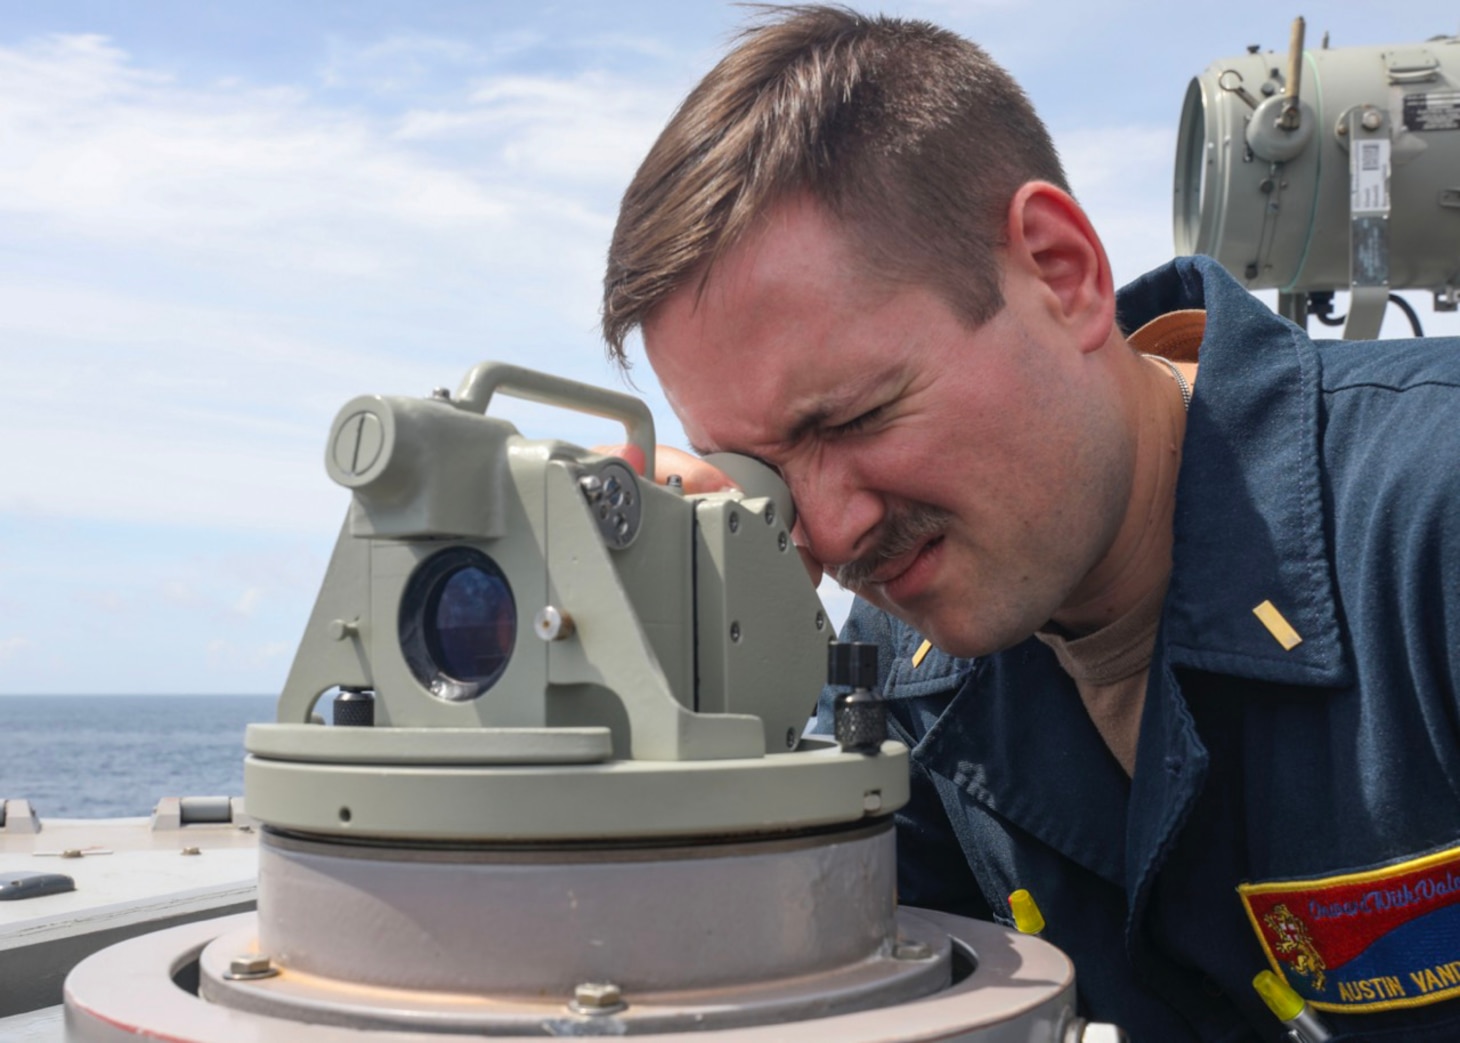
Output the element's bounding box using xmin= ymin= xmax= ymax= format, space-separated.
xmin=1035 ymin=309 xmax=1205 ymax=777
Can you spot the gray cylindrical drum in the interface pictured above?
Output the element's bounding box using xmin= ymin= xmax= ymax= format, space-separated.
xmin=255 ymin=821 xmax=897 ymax=994
xmin=1175 ymin=36 xmax=1460 ymax=292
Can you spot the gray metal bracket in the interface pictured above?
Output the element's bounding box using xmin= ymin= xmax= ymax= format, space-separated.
xmin=1343 ymin=106 xmax=1392 ymax=340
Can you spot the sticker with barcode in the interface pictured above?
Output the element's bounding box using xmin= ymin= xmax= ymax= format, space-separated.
xmin=1351 ymin=139 xmax=1390 ymax=214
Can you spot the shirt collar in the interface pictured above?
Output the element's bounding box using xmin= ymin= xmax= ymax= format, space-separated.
xmin=1116 ymin=257 xmax=1351 ymax=689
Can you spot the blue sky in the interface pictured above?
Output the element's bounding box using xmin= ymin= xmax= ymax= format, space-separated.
xmin=2 ymin=2 xmax=1457 ymax=694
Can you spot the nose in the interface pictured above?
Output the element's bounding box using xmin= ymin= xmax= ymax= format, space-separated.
xmin=784 ymin=456 xmax=884 ymax=571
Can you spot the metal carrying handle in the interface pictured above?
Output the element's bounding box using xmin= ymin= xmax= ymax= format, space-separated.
xmin=1279 ymin=16 xmax=1306 ymax=130
xmin=453 ymin=361 xmax=656 ymax=477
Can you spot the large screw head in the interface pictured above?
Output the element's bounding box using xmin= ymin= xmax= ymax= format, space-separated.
xmin=893 ymin=939 xmax=934 ymax=960
xmin=534 ymin=606 xmax=575 ymax=642
xmin=226 ymin=954 xmax=279 ymax=981
xmin=570 ymin=981 xmax=626 ymax=1015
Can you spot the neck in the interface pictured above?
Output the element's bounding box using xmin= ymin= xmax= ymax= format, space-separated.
xmin=1051 ymin=349 xmax=1188 ymax=635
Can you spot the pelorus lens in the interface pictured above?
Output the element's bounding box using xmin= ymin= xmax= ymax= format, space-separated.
xmin=399 ymin=547 xmax=516 ymax=701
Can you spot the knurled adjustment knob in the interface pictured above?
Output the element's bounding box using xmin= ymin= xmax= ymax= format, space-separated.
xmin=332 ymin=687 xmax=376 ymax=727
xmin=829 ymin=643 xmax=885 ymax=755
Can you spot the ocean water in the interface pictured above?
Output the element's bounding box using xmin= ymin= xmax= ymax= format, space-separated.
xmin=0 ymin=695 xmax=277 ymax=819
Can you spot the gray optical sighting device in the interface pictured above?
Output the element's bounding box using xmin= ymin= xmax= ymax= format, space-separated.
xmin=249 ymin=361 xmax=898 ymax=839
xmin=63 ymin=362 xmax=1108 ymax=1041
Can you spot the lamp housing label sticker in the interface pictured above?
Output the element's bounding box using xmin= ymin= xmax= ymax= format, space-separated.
xmin=1403 ymin=91 xmax=1460 ymax=132
xmin=1238 ymin=843 xmax=1460 ymax=1013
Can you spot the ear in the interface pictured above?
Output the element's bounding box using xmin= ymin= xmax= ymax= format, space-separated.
xmin=1002 ymin=182 xmax=1115 ymax=354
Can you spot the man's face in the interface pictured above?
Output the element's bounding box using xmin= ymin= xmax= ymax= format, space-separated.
xmin=643 ymin=198 xmax=1130 ymax=657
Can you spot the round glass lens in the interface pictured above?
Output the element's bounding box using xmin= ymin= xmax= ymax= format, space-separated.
xmin=427 ymin=564 xmax=516 ymax=686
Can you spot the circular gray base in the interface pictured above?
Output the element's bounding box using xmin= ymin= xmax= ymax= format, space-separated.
xmin=65 ymin=910 xmax=1078 ymax=1042
xmin=200 ymin=909 xmax=950 ymax=1034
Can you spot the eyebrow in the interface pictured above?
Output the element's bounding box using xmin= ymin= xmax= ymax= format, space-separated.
xmin=689 ymin=404 xmax=833 ymax=464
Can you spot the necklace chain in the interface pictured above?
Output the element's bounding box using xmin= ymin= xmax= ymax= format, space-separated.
xmin=1143 ymin=353 xmax=1191 ymax=413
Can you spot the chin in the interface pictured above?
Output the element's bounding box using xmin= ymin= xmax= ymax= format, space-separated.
xmin=893 ymin=604 xmax=1042 ymax=661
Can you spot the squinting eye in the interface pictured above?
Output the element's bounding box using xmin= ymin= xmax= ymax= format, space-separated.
xmin=831 ymin=405 xmax=884 ymax=436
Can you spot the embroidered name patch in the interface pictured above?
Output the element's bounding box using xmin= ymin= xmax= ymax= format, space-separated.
xmin=1238 ymin=844 xmax=1460 ymax=1012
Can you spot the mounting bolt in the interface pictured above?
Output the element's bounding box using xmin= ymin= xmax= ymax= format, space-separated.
xmin=1361 ymin=108 xmax=1382 ymax=131
xmin=429 ymin=387 xmax=452 ymax=401
xmin=534 ymin=606 xmax=576 ymax=642
xmin=226 ymin=954 xmax=279 ymax=981
xmin=570 ymin=981 xmax=626 ymax=1015
xmin=893 ymin=940 xmax=934 ymax=960
xmin=180 ymin=846 xmax=201 ymax=856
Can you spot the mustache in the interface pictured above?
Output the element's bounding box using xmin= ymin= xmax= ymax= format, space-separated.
xmin=833 ymin=503 xmax=953 ymax=590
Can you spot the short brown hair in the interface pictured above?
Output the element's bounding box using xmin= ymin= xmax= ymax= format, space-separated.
xmin=601 ymin=4 xmax=1067 ymax=362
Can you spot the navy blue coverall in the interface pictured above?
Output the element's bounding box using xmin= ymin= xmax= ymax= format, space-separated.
xmin=818 ymin=256 xmax=1460 ymax=1041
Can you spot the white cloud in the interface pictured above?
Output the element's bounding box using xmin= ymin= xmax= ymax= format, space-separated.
xmin=0 ymin=33 xmax=671 ymax=271
xmin=0 ymin=636 xmax=34 ymax=661
xmin=76 ymin=590 xmax=128 ymax=614
xmin=203 ymin=637 xmax=299 ymax=673
xmin=1056 ymin=124 xmax=1181 ymax=286
xmin=0 ymin=33 xmax=691 ymax=535
xmin=253 ymin=640 xmax=294 ymax=667
xmin=162 ymin=580 xmax=203 ymax=608
xmin=234 ymin=587 xmax=264 ymax=617
xmin=397 ymin=70 xmax=674 ymax=185
xmin=318 ymin=31 xmax=547 ymax=94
